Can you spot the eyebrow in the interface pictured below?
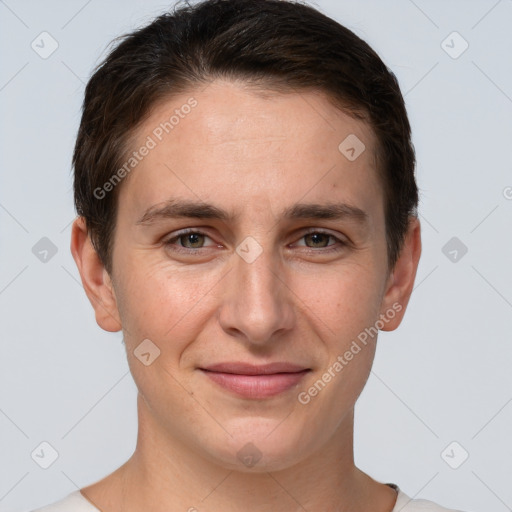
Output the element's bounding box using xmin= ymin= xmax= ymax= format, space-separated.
xmin=136 ymin=199 xmax=369 ymax=226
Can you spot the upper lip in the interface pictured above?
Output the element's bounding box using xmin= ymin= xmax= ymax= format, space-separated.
xmin=200 ymin=362 xmax=310 ymax=375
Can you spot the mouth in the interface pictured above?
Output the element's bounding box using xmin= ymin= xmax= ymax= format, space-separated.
xmin=199 ymin=362 xmax=311 ymax=399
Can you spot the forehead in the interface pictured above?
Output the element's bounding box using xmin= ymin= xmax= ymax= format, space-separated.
xmin=119 ymin=79 xmax=383 ymax=225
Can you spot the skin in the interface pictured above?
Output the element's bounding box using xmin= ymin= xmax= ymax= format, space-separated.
xmin=71 ymin=79 xmax=421 ymax=512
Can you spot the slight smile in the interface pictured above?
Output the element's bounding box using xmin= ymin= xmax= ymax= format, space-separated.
xmin=199 ymin=362 xmax=311 ymax=399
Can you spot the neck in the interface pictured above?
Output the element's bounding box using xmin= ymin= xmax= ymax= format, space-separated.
xmin=81 ymin=392 xmax=397 ymax=512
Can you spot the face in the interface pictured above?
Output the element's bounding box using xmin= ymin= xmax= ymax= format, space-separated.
xmin=77 ymin=79 xmax=418 ymax=473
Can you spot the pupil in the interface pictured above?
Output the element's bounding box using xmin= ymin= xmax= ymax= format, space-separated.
xmin=309 ymin=233 xmax=327 ymax=247
xmin=186 ymin=233 xmax=201 ymax=247
xmin=181 ymin=233 xmax=329 ymax=249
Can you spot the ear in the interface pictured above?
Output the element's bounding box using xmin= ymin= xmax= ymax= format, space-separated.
xmin=70 ymin=216 xmax=122 ymax=332
xmin=379 ymin=216 xmax=422 ymax=331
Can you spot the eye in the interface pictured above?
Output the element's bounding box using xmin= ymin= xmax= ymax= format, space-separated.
xmin=292 ymin=229 xmax=347 ymax=253
xmin=299 ymin=232 xmax=335 ymax=248
xmin=163 ymin=229 xmax=215 ymax=251
xmin=163 ymin=228 xmax=348 ymax=255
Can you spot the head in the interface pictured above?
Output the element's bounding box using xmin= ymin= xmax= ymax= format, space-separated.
xmin=71 ymin=0 xmax=421 ymax=472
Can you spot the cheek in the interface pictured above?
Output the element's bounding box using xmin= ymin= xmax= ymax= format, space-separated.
xmin=291 ymin=262 xmax=382 ymax=340
xmin=293 ymin=268 xmax=380 ymax=425
xmin=114 ymin=258 xmax=221 ymax=347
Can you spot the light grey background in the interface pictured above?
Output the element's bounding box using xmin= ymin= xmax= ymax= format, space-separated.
xmin=1 ymin=1 xmax=511 ymax=511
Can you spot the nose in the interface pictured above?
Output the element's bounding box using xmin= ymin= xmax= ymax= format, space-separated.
xmin=217 ymin=240 xmax=295 ymax=346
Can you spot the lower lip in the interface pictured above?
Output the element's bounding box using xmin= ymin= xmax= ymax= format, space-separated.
xmin=200 ymin=370 xmax=310 ymax=399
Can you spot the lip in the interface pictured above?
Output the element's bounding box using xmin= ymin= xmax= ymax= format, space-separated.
xmin=199 ymin=362 xmax=311 ymax=399
xmin=202 ymin=362 xmax=309 ymax=375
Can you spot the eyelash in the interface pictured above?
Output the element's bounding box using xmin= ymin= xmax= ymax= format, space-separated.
xmin=163 ymin=228 xmax=348 ymax=255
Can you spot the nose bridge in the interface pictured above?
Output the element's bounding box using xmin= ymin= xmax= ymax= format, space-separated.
xmin=220 ymin=234 xmax=293 ymax=343
xmin=236 ymin=236 xmax=279 ymax=299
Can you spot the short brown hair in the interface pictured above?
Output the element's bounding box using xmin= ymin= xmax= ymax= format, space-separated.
xmin=73 ymin=0 xmax=418 ymax=275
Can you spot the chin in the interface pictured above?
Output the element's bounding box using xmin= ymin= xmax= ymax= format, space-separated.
xmin=201 ymin=417 xmax=310 ymax=472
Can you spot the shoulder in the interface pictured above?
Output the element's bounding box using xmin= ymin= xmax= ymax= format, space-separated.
xmin=393 ymin=487 xmax=470 ymax=512
xmin=29 ymin=490 xmax=100 ymax=512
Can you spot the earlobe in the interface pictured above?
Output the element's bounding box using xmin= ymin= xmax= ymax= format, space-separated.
xmin=70 ymin=216 xmax=122 ymax=332
xmin=379 ymin=216 xmax=422 ymax=331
